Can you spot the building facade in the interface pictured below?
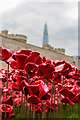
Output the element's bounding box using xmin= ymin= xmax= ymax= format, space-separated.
xmin=0 ymin=30 xmax=80 ymax=70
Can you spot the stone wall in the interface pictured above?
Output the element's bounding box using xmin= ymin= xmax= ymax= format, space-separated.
xmin=0 ymin=34 xmax=80 ymax=70
xmin=42 ymin=44 xmax=65 ymax=54
xmin=1 ymin=30 xmax=27 ymax=43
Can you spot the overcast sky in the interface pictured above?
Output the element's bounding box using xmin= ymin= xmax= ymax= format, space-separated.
xmin=0 ymin=0 xmax=79 ymax=56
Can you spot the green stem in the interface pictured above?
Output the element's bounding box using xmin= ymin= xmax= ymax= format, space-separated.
xmin=5 ymin=63 xmax=9 ymax=120
xmin=6 ymin=63 xmax=9 ymax=89
xmin=57 ymin=90 xmax=58 ymax=105
xmin=21 ymin=91 xmax=23 ymax=118
xmin=71 ymin=105 xmax=73 ymax=120
xmin=30 ymin=103 xmax=32 ymax=118
xmin=49 ymin=80 xmax=54 ymax=118
xmin=53 ymin=81 xmax=55 ymax=118
xmin=62 ymin=75 xmax=64 ymax=89
xmin=18 ymin=92 xmax=20 ymax=119
xmin=33 ymin=104 xmax=35 ymax=120
xmin=42 ymin=102 xmax=46 ymax=119
xmin=13 ymin=91 xmax=15 ymax=114
xmin=61 ymin=75 xmax=64 ymax=119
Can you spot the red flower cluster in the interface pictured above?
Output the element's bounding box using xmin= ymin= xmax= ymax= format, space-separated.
xmin=0 ymin=48 xmax=80 ymax=119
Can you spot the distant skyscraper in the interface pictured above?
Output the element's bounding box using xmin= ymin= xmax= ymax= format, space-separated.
xmin=42 ymin=23 xmax=65 ymax=54
xmin=43 ymin=23 xmax=49 ymax=45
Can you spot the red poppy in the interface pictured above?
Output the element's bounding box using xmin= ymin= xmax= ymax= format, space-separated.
xmin=38 ymin=81 xmax=49 ymax=99
xmin=24 ymin=62 xmax=38 ymax=73
xmin=54 ymin=61 xmax=72 ymax=77
xmin=41 ymin=93 xmax=50 ymax=100
xmin=22 ymin=80 xmax=49 ymax=102
xmin=2 ymin=96 xmax=13 ymax=105
xmin=25 ymin=51 xmax=40 ymax=63
xmin=38 ymin=63 xmax=55 ymax=79
xmin=1 ymin=73 xmax=7 ymax=82
xmin=45 ymin=100 xmax=58 ymax=112
xmin=9 ymin=54 xmax=28 ymax=69
xmin=53 ymin=60 xmax=65 ymax=66
xmin=45 ymin=59 xmax=53 ymax=64
xmin=22 ymin=80 xmax=39 ymax=96
xmin=31 ymin=103 xmax=43 ymax=113
xmin=17 ymin=75 xmax=28 ymax=89
xmin=14 ymin=97 xmax=22 ymax=107
xmin=12 ymin=81 xmax=20 ymax=91
xmin=16 ymin=49 xmax=32 ymax=56
xmin=50 ymin=72 xmax=63 ymax=84
xmin=72 ymin=93 xmax=80 ymax=103
xmin=42 ymin=56 xmax=46 ymax=63
xmin=2 ymin=48 xmax=14 ymax=62
xmin=61 ymin=97 xmax=74 ymax=105
xmin=28 ymin=84 xmax=39 ymax=96
xmin=54 ymin=63 xmax=65 ymax=73
xmin=35 ymin=55 xmax=42 ymax=65
xmin=2 ymin=88 xmax=8 ymax=93
xmin=59 ymin=88 xmax=75 ymax=100
xmin=27 ymin=95 xmax=41 ymax=104
xmin=0 ymin=104 xmax=15 ymax=120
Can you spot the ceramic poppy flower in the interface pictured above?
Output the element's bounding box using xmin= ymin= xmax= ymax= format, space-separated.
xmin=44 ymin=100 xmax=58 ymax=112
xmin=55 ymin=83 xmax=62 ymax=92
xmin=24 ymin=62 xmax=38 ymax=74
xmin=63 ymin=84 xmax=73 ymax=90
xmin=2 ymin=48 xmax=14 ymax=62
xmin=38 ymin=81 xmax=49 ymax=99
xmin=45 ymin=59 xmax=53 ymax=64
xmin=67 ymin=65 xmax=77 ymax=78
xmin=22 ymin=80 xmax=49 ymax=102
xmin=0 ymin=73 xmax=7 ymax=82
xmin=16 ymin=49 xmax=32 ymax=56
xmin=0 ymin=104 xmax=15 ymax=120
xmin=25 ymin=51 xmax=40 ymax=63
xmin=27 ymin=95 xmax=41 ymax=104
xmin=54 ymin=61 xmax=72 ymax=77
xmin=31 ymin=80 xmax=49 ymax=98
xmin=22 ymin=80 xmax=39 ymax=96
xmin=17 ymin=75 xmax=28 ymax=89
xmin=31 ymin=103 xmax=43 ymax=113
xmin=41 ymin=93 xmax=50 ymax=100
xmin=59 ymin=88 xmax=75 ymax=100
xmin=72 ymin=93 xmax=80 ymax=103
xmin=2 ymin=88 xmax=8 ymax=93
xmin=14 ymin=97 xmax=22 ymax=107
xmin=50 ymin=72 xmax=63 ymax=84
xmin=2 ymin=96 xmax=13 ymax=105
xmin=38 ymin=63 xmax=55 ymax=79
xmin=12 ymin=81 xmax=20 ymax=91
xmin=9 ymin=54 xmax=28 ymax=69
xmin=35 ymin=55 xmax=42 ymax=65
xmin=61 ymin=97 xmax=74 ymax=106
xmin=72 ymin=71 xmax=80 ymax=80
xmin=42 ymin=56 xmax=46 ymax=63
xmin=17 ymin=69 xmax=27 ymax=77
xmin=2 ymin=87 xmax=12 ymax=96
xmin=54 ymin=63 xmax=65 ymax=73
xmin=53 ymin=60 xmax=65 ymax=66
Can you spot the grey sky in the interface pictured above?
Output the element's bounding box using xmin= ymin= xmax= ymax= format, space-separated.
xmin=1 ymin=1 xmax=78 ymax=56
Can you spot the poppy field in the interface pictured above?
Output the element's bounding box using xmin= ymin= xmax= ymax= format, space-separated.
xmin=0 ymin=48 xmax=80 ymax=119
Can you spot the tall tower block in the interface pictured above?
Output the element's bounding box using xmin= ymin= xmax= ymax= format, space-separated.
xmin=43 ymin=23 xmax=49 ymax=46
xmin=42 ymin=23 xmax=53 ymax=50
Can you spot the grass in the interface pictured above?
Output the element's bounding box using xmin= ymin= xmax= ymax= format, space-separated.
xmin=13 ymin=103 xmax=79 ymax=119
